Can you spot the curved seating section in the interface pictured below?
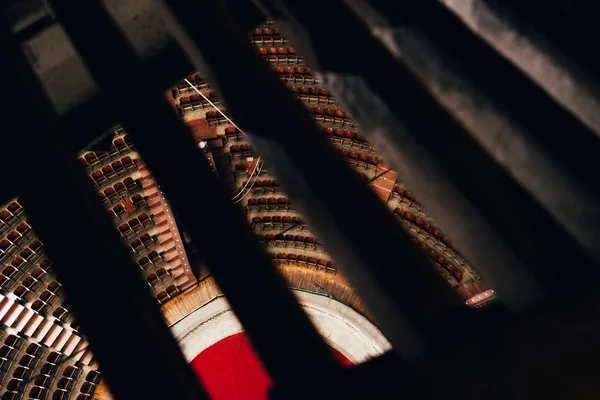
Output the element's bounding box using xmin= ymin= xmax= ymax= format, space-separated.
xmin=80 ymin=134 xmax=193 ymax=301
xmin=169 ymin=20 xmax=490 ymax=298
xmin=0 ymin=132 xmax=201 ymax=398
xmin=0 ymin=312 xmax=97 ymax=400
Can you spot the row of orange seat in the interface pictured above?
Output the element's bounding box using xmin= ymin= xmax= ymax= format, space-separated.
xmin=290 ymin=86 xmax=336 ymax=105
xmin=89 ymin=158 xmax=137 ymax=187
xmin=252 ymin=27 xmax=282 ymax=37
xmin=0 ymin=202 xmax=23 ymax=228
xmin=224 ymin=127 xmax=244 ymax=141
xmin=79 ymin=138 xmax=133 ymax=169
xmin=321 ymin=127 xmax=373 ymax=151
xmin=156 ymin=284 xmax=180 ymax=304
xmin=307 ymin=106 xmax=355 ymax=127
xmin=108 ymin=197 xmax=145 ymax=221
xmin=248 ymin=179 xmax=282 ymax=194
xmin=273 ymin=66 xmax=317 ymax=84
xmin=146 ymin=267 xmax=170 ymax=287
xmin=116 ymin=212 xmax=153 ymax=238
xmin=269 ymin=252 xmax=335 ymax=273
xmin=336 ymin=148 xmax=379 ymax=168
xmin=229 ymin=144 xmax=252 ymax=160
xmin=417 ymin=239 xmax=463 ymax=282
xmin=205 ymin=110 xmax=231 ymax=126
xmin=258 ymin=47 xmax=300 ymax=64
xmin=393 ymin=207 xmax=455 ymax=249
xmin=171 ymin=74 xmax=208 ymax=97
xmin=259 ymin=234 xmax=324 ymax=250
xmin=251 ymin=215 xmax=304 ymax=229
xmin=247 ymin=197 xmax=294 ymax=212
xmin=99 ymin=178 xmax=141 ymax=205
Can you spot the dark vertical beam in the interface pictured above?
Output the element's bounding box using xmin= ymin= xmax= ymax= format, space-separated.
xmin=260 ymin=0 xmax=600 ymax=309
xmin=439 ymin=0 xmax=600 ymax=138
xmin=0 ymin=13 xmax=208 ymax=400
xmin=345 ymin=1 xmax=600 ymax=269
xmin=159 ymin=0 xmax=479 ymax=358
xmin=45 ymin=0 xmax=342 ymax=393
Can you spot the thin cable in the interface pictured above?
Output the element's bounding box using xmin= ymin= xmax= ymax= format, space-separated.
xmin=233 ymin=161 xmax=264 ymax=204
xmin=231 ymin=159 xmax=262 ymax=201
xmin=183 ymin=78 xmax=262 ymax=198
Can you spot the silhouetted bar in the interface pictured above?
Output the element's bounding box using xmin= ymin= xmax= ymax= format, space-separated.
xmin=263 ymin=0 xmax=600 ymax=309
xmin=0 ymin=15 xmax=208 ymax=400
xmin=161 ymin=0 xmax=472 ymax=357
xmin=440 ymin=0 xmax=600 ymax=138
xmin=349 ymin=1 xmax=600 ymax=262
xmin=45 ymin=0 xmax=342 ymax=393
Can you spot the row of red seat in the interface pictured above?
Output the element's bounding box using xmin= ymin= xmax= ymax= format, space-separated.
xmin=393 ymin=207 xmax=455 ymax=248
xmin=336 ymin=148 xmax=379 ymax=167
xmin=156 ymin=284 xmax=180 ymax=304
xmin=90 ymin=159 xmax=137 ymax=187
xmin=273 ymin=66 xmax=317 ymax=84
xmin=258 ymin=47 xmax=300 ymax=64
xmin=117 ymin=212 xmax=153 ymax=238
xmin=178 ymin=92 xmax=220 ymax=114
xmin=322 ymin=127 xmax=373 ymax=151
xmin=247 ymin=197 xmax=294 ymax=211
xmin=259 ymin=234 xmax=324 ymax=250
xmin=417 ymin=240 xmax=463 ymax=281
xmin=291 ymin=86 xmax=336 ymax=105
xmin=0 ymin=202 xmax=23 ymax=226
xmin=146 ymin=267 xmax=170 ymax=287
xmin=171 ymin=73 xmax=208 ymax=97
xmin=249 ymin=179 xmax=282 ymax=194
xmin=108 ymin=198 xmax=145 ymax=221
xmin=269 ymin=252 xmax=335 ymax=273
xmin=251 ymin=215 xmax=304 ymax=228
xmin=392 ymin=186 xmax=417 ymax=203
xmin=307 ymin=106 xmax=355 ymax=127
xmin=79 ymin=138 xmax=134 ymax=169
xmin=225 ymin=127 xmax=244 ymax=141
xmin=229 ymin=144 xmax=252 ymax=160
xmin=252 ymin=27 xmax=282 ymax=37
xmin=129 ymin=233 xmax=156 ymax=255
xmin=206 ymin=111 xmax=231 ymax=126
xmin=100 ymin=178 xmax=141 ymax=204
xmin=251 ymin=32 xmax=285 ymax=45
xmin=137 ymin=250 xmax=165 ymax=273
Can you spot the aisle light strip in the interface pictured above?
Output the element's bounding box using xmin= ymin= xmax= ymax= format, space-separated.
xmin=183 ymin=78 xmax=262 ymax=199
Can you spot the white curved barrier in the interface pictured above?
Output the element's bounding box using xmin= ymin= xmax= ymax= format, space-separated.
xmin=171 ymin=290 xmax=392 ymax=364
